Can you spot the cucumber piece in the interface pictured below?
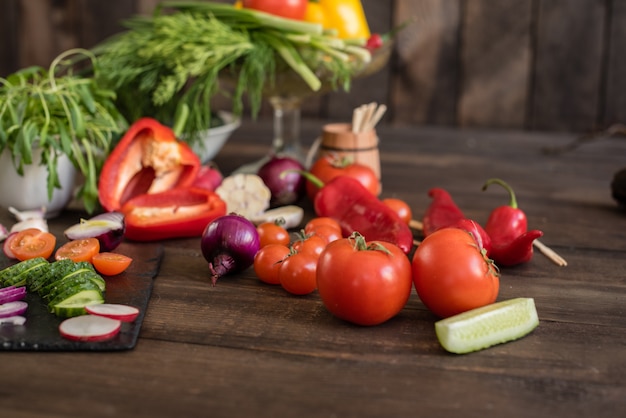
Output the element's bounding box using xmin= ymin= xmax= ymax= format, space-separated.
xmin=29 ymin=259 xmax=74 ymax=293
xmin=0 ymin=257 xmax=50 ymax=288
xmin=46 ymin=280 xmax=102 ymax=308
xmin=51 ymin=290 xmax=105 ymax=318
xmin=40 ymin=270 xmax=106 ymax=300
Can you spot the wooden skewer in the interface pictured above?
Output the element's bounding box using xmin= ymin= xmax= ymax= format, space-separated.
xmin=533 ymin=239 xmax=568 ymax=267
xmin=409 ymin=218 xmax=567 ymax=267
xmin=367 ymin=104 xmax=387 ymax=130
xmin=360 ymin=102 xmax=376 ymax=132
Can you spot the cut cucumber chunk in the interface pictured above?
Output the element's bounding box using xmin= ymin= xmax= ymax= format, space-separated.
xmin=0 ymin=257 xmax=50 ymax=288
xmin=50 ymin=289 xmax=105 ymax=318
xmin=435 ymin=297 xmax=539 ymax=354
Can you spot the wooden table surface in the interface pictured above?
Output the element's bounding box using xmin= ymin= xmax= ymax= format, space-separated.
xmin=1 ymin=120 xmax=625 ymax=418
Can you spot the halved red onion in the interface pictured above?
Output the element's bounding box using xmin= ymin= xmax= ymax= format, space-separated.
xmin=64 ymin=212 xmax=125 ymax=252
xmin=0 ymin=286 xmax=27 ymax=304
xmin=0 ymin=300 xmax=28 ymax=318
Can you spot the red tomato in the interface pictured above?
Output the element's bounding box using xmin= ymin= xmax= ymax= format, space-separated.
xmin=9 ymin=228 xmax=57 ymax=261
xmin=316 ymin=235 xmax=413 ymax=326
xmin=306 ymin=155 xmax=380 ymax=201
xmin=291 ymin=234 xmax=326 ymax=258
xmin=307 ymin=224 xmax=342 ymax=245
xmin=411 ymin=228 xmax=500 ymax=318
xmin=242 ymin=0 xmax=307 ymax=20
xmin=304 ymin=217 xmax=342 ymax=234
xmin=382 ymin=198 xmax=413 ymax=225
xmin=92 ymin=252 xmax=133 ymax=276
xmin=55 ymin=238 xmax=100 ymax=263
xmin=253 ymin=244 xmax=290 ymax=285
xmin=257 ymin=222 xmax=290 ymax=248
xmin=278 ymin=251 xmax=318 ymax=295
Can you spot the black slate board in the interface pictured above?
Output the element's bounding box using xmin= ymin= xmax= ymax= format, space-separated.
xmin=0 ymin=241 xmax=163 ymax=351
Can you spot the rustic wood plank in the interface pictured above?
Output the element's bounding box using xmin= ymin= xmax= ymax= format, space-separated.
xmin=603 ymin=0 xmax=626 ymax=126
xmin=458 ymin=0 xmax=532 ymax=129
xmin=530 ymin=0 xmax=606 ymax=131
xmin=0 ymin=0 xmax=19 ymax=77
xmin=390 ymin=0 xmax=462 ymax=126
xmin=74 ymin=0 xmax=135 ymax=48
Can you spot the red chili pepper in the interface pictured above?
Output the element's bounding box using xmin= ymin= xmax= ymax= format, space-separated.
xmin=99 ymin=118 xmax=201 ymax=212
xmin=306 ymin=173 xmax=413 ymax=254
xmin=422 ymin=188 xmax=492 ymax=255
xmin=422 ymin=188 xmax=465 ymax=236
xmin=482 ymin=178 xmax=543 ymax=266
xmin=120 ymin=187 xmax=226 ymax=241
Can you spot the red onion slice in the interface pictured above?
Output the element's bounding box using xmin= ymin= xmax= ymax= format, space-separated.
xmin=0 ymin=301 xmax=28 ymax=318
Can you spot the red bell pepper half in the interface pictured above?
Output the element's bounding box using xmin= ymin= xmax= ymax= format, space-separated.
xmin=121 ymin=187 xmax=226 ymax=241
xmin=99 ymin=118 xmax=201 ymax=212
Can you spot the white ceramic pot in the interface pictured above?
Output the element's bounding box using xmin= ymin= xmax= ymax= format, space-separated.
xmin=0 ymin=148 xmax=77 ymax=218
xmin=191 ymin=111 xmax=241 ymax=163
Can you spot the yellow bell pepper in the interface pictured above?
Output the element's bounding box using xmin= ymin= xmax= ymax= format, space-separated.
xmin=306 ymin=0 xmax=371 ymax=40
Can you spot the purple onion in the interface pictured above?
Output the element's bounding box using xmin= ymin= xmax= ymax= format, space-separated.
xmin=64 ymin=211 xmax=125 ymax=251
xmin=201 ymin=214 xmax=260 ymax=285
xmin=257 ymin=156 xmax=306 ymax=207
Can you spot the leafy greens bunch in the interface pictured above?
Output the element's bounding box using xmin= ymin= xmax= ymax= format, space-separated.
xmin=0 ymin=49 xmax=127 ymax=214
xmin=92 ymin=1 xmax=372 ymax=144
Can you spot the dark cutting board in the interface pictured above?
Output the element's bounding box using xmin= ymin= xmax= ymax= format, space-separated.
xmin=0 ymin=241 xmax=163 ymax=351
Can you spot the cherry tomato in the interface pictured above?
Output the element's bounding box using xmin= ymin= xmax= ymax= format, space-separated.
xmin=382 ymin=198 xmax=413 ymax=225
xmin=242 ymin=0 xmax=307 ymax=20
xmin=291 ymin=234 xmax=326 ymax=257
xmin=257 ymin=221 xmax=290 ymax=248
xmin=306 ymin=155 xmax=380 ymax=201
xmin=304 ymin=217 xmax=342 ymax=235
xmin=55 ymin=238 xmax=101 ymax=263
xmin=308 ymin=224 xmax=342 ymax=245
xmin=316 ymin=235 xmax=413 ymax=326
xmin=411 ymin=228 xmax=500 ymax=318
xmin=253 ymin=244 xmax=290 ymax=285
xmin=92 ymin=252 xmax=133 ymax=276
xmin=9 ymin=228 xmax=56 ymax=261
xmin=278 ymin=251 xmax=318 ymax=295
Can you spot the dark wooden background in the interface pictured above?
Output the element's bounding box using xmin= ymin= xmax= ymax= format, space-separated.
xmin=1 ymin=0 xmax=625 ymax=133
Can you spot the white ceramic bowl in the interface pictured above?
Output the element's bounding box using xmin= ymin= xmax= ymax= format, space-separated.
xmin=191 ymin=111 xmax=241 ymax=163
xmin=0 ymin=148 xmax=77 ymax=218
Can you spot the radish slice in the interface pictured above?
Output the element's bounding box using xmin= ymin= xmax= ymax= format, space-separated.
xmin=0 ymin=315 xmax=26 ymax=326
xmin=85 ymin=303 xmax=140 ymax=322
xmin=0 ymin=300 xmax=28 ymax=318
xmin=2 ymin=232 xmax=18 ymax=259
xmin=0 ymin=286 xmax=27 ymax=304
xmin=59 ymin=315 xmax=121 ymax=342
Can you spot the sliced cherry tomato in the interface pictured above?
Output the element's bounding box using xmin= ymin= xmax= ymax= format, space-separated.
xmin=382 ymin=198 xmax=413 ymax=225
xmin=55 ymin=238 xmax=100 ymax=263
xmin=278 ymin=251 xmax=318 ymax=295
xmin=9 ymin=228 xmax=56 ymax=261
xmin=316 ymin=234 xmax=413 ymax=326
xmin=242 ymin=0 xmax=307 ymax=20
xmin=253 ymin=244 xmax=291 ymax=285
xmin=411 ymin=228 xmax=500 ymax=318
xmin=92 ymin=252 xmax=133 ymax=276
xmin=257 ymin=221 xmax=290 ymax=248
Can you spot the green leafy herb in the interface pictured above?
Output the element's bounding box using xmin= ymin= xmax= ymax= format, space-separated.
xmin=92 ymin=1 xmax=371 ymax=145
xmin=0 ymin=49 xmax=127 ymax=214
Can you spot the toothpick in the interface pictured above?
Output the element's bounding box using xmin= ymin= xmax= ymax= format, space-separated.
xmin=533 ymin=239 xmax=568 ymax=267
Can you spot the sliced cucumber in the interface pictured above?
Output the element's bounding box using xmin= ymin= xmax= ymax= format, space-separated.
xmin=0 ymin=257 xmax=50 ymax=288
xmin=50 ymin=289 xmax=105 ymax=318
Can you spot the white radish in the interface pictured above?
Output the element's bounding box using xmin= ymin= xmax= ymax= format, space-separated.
xmin=85 ymin=304 xmax=140 ymax=322
xmin=59 ymin=315 xmax=122 ymax=342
